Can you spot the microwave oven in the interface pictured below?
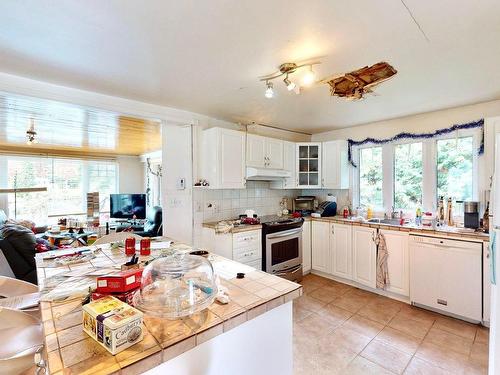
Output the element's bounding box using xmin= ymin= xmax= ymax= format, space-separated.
xmin=293 ymin=196 xmax=317 ymax=212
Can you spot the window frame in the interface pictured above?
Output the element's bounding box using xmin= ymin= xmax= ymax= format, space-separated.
xmin=0 ymin=154 xmax=118 ymax=220
xmin=352 ymin=128 xmax=480 ymax=214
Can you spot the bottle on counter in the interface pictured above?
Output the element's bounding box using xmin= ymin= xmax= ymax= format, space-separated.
xmin=446 ymin=197 xmax=454 ymax=227
xmin=367 ymin=206 xmax=373 ymax=220
xmin=415 ymin=206 xmax=422 ymax=226
xmin=437 ymin=196 xmax=445 ymax=226
xmin=483 ymin=201 xmax=490 ymax=233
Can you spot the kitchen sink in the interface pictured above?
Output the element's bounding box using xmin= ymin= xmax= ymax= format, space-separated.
xmin=367 ymin=218 xmax=402 ymax=225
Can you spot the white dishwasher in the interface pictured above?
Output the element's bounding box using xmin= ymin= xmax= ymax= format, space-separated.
xmin=409 ymin=234 xmax=482 ymax=322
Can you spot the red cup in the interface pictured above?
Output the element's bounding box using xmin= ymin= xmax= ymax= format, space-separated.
xmin=140 ymin=238 xmax=151 ymax=256
xmin=125 ymin=237 xmax=136 ymax=256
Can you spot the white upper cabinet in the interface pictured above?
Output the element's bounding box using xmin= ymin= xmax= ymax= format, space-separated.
xmin=246 ymin=134 xmax=284 ymax=169
xmin=266 ymin=137 xmax=284 ymax=169
xmin=296 ymin=142 xmax=322 ymax=189
xmin=380 ymin=229 xmax=409 ymax=297
xmin=270 ymin=141 xmax=297 ymax=189
xmin=322 ymin=140 xmax=349 ymax=189
xmin=201 ymin=127 xmax=246 ymax=189
xmin=352 ymin=226 xmax=377 ymax=288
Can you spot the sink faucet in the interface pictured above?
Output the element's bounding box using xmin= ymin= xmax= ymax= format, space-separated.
xmin=390 ymin=206 xmax=399 ymax=219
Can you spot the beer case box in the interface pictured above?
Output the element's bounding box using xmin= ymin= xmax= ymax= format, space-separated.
xmin=96 ymin=269 xmax=143 ymax=293
xmin=82 ymin=296 xmax=143 ymax=355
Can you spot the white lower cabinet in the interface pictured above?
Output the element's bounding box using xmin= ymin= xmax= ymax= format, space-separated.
xmin=330 ymin=223 xmax=352 ymax=279
xmin=302 ymin=220 xmax=312 ymax=274
xmin=380 ymin=229 xmax=409 ymax=297
xmin=352 ymin=226 xmax=377 ymax=288
xmin=311 ymin=221 xmax=330 ymax=273
xmin=484 ymin=241 xmax=491 ymax=323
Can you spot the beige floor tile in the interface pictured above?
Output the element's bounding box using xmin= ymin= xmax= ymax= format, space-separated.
xmin=433 ymin=316 xmax=478 ymax=340
xmin=469 ymin=342 xmax=489 ymax=368
xmin=423 ymin=327 xmax=473 ymax=356
xmin=330 ymin=292 xmax=373 ymax=313
xmin=415 ymin=341 xmax=470 ymax=374
xmin=293 ymin=294 xmax=327 ymax=312
xmin=474 ymin=326 xmax=489 ymax=345
xmin=327 ymin=325 xmax=372 ymax=353
xmin=357 ymin=301 xmax=400 ymax=325
xmin=375 ymin=326 xmax=422 ymax=355
xmin=361 ymin=340 xmax=412 ymax=374
xmin=293 ymin=303 xmax=313 ymax=322
xmin=316 ymin=303 xmax=353 ymax=327
xmin=308 ymin=285 xmax=344 ymax=303
xmin=403 ymin=357 xmax=453 ymax=375
xmin=300 ymin=282 xmax=322 ymax=295
xmin=302 ymin=274 xmax=330 ymax=285
xmin=313 ymin=336 xmax=359 ymax=374
xmin=398 ymin=305 xmax=439 ymax=324
xmin=297 ymin=312 xmax=336 ymax=337
xmin=343 ymin=314 xmax=384 ymax=339
xmin=343 ymin=355 xmax=395 ymax=375
xmin=388 ymin=314 xmax=433 ymax=339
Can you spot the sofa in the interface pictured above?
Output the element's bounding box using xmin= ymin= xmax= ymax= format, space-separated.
xmin=0 ymin=210 xmax=38 ymax=284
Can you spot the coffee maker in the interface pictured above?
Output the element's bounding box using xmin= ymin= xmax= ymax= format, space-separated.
xmin=463 ymin=201 xmax=479 ymax=229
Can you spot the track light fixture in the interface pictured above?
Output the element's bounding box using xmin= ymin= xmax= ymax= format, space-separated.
xmin=260 ymin=61 xmax=320 ymax=98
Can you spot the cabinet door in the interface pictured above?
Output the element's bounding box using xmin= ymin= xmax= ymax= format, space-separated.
xmin=352 ymin=227 xmax=377 ymax=288
xmin=322 ymin=140 xmax=349 ymax=189
xmin=220 ymin=129 xmax=246 ymax=188
xmin=311 ymin=221 xmax=329 ymax=273
xmin=296 ymin=143 xmax=322 ymax=188
xmin=246 ymin=134 xmax=266 ymax=168
xmin=331 ymin=223 xmax=352 ymax=279
xmin=266 ymin=138 xmax=284 ymax=169
xmin=380 ymin=229 xmax=409 ymax=296
xmin=302 ymin=221 xmax=312 ymax=273
xmin=269 ymin=141 xmax=296 ymax=189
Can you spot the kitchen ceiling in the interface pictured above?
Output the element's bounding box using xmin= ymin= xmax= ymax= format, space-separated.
xmin=0 ymin=0 xmax=498 ymax=133
xmin=0 ymin=93 xmax=162 ymax=156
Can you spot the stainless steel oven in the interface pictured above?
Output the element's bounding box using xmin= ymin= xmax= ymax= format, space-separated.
xmin=261 ymin=216 xmax=304 ymax=282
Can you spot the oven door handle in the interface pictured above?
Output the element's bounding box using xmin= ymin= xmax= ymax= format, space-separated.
xmin=267 ymin=228 xmax=302 ymax=239
xmin=274 ymin=264 xmax=302 ymax=277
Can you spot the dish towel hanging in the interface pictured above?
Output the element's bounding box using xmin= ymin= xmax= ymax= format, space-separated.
xmin=376 ymin=232 xmax=390 ymax=289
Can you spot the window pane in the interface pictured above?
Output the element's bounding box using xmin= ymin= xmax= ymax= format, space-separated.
xmin=394 ymin=142 xmax=423 ymax=209
xmin=48 ymin=160 xmax=83 ymax=215
xmin=8 ymin=158 xmax=50 ymax=222
xmin=88 ymin=162 xmax=117 ymax=212
xmin=359 ymin=147 xmax=383 ymax=208
xmin=437 ymin=137 xmax=473 ymax=201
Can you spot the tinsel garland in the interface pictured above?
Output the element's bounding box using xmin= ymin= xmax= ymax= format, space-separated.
xmin=347 ymin=118 xmax=484 ymax=167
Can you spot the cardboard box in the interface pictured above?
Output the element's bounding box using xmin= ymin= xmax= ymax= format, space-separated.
xmin=82 ymin=296 xmax=143 ymax=355
xmin=96 ymin=269 xmax=142 ymax=293
xmin=91 ymin=287 xmax=139 ymax=306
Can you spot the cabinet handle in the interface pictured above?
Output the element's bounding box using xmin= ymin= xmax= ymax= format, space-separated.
xmin=331 ymin=226 xmax=334 ymax=235
xmin=372 ymin=232 xmax=376 ymax=242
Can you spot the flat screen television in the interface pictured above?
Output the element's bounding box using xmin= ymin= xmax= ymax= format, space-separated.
xmin=110 ymin=194 xmax=146 ymax=219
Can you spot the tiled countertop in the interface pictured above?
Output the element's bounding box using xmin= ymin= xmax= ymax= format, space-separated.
xmin=309 ymin=216 xmax=490 ymax=241
xmin=36 ymin=239 xmax=301 ymax=375
xmin=202 ymin=221 xmax=262 ymax=233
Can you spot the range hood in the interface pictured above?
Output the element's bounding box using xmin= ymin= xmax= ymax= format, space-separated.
xmin=246 ymin=167 xmax=291 ymax=181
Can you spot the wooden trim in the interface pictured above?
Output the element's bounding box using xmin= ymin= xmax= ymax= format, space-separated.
xmin=0 ymin=145 xmax=120 ymax=160
xmin=0 ymin=187 xmax=47 ymax=193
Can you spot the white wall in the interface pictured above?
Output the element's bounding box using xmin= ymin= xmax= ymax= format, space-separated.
xmin=116 ymin=156 xmax=144 ymax=194
xmin=162 ymin=123 xmax=193 ymax=245
xmin=312 ymin=99 xmax=500 ymax=142
xmin=313 ymin=99 xmax=500 ymax=213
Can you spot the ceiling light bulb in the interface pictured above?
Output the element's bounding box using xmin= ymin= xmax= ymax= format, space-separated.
xmin=265 ymin=81 xmax=274 ymax=98
xmin=302 ymin=66 xmax=315 ymax=85
xmin=283 ymin=76 xmax=296 ymax=91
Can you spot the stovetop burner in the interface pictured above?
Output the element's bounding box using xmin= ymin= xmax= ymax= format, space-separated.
xmin=260 ymin=215 xmax=304 ymax=227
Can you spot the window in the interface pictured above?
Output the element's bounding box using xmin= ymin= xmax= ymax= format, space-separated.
xmin=437 ymin=137 xmax=473 ymax=201
xmin=394 ymin=142 xmax=423 ymax=209
xmin=355 ymin=130 xmax=479 ymax=212
xmin=5 ymin=156 xmax=117 ymax=222
xmin=359 ymin=147 xmax=383 ymax=208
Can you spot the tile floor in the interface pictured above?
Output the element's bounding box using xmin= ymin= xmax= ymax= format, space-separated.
xmin=293 ymin=274 xmax=489 ymax=375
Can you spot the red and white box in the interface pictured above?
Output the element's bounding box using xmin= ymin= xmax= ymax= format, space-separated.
xmin=96 ymin=269 xmax=142 ymax=293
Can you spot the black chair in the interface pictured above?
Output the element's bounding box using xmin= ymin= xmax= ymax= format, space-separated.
xmin=116 ymin=206 xmax=162 ymax=237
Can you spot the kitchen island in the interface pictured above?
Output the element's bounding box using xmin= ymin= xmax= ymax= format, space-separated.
xmin=36 ymin=239 xmax=302 ymax=375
